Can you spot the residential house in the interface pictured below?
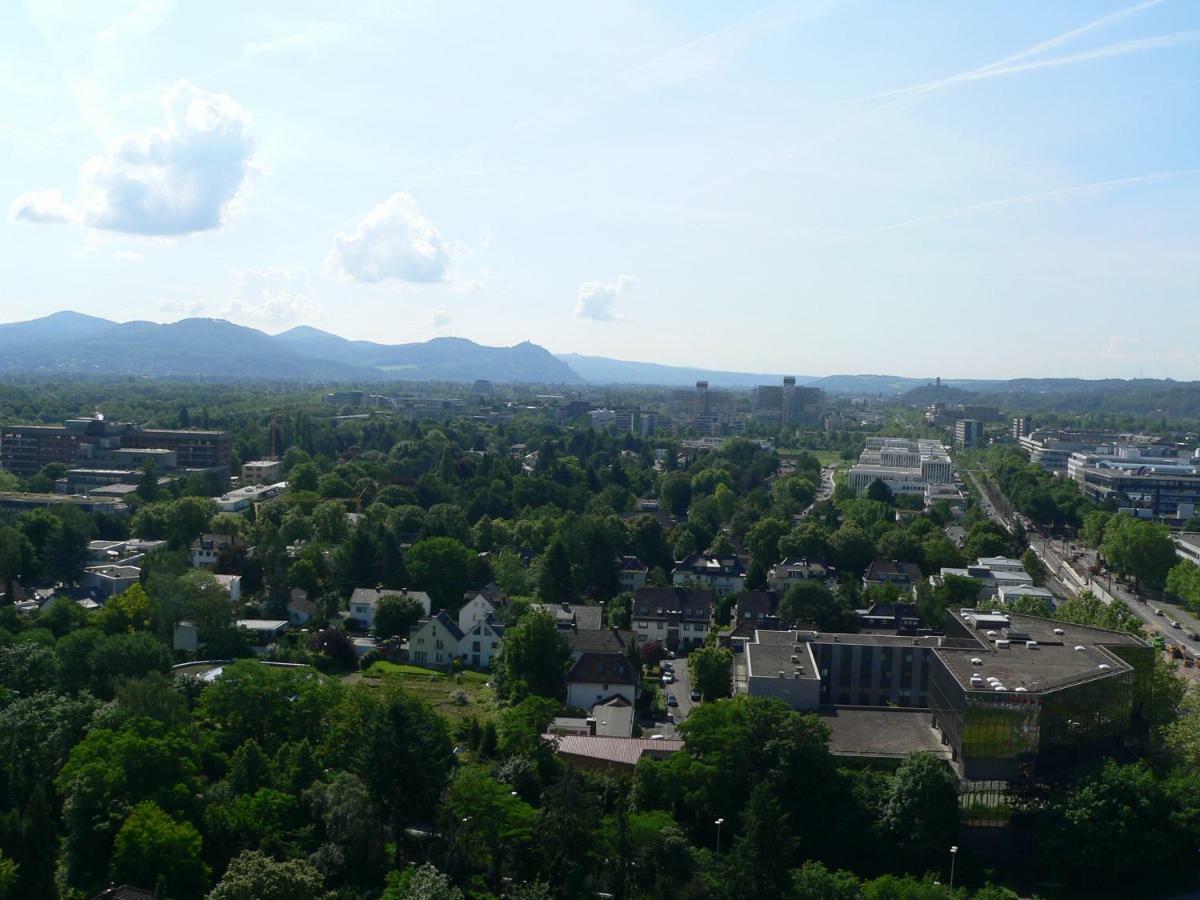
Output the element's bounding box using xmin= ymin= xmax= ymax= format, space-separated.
xmin=458 ymin=593 xmax=496 ymax=633
xmin=618 ymin=555 xmax=649 ymax=591
xmin=408 ymin=610 xmax=465 ymax=667
xmin=856 ymin=602 xmax=926 ymax=632
xmin=767 ymin=557 xmax=829 ymax=592
xmin=213 ymin=573 xmax=242 ymax=604
xmin=530 ymin=602 xmax=603 ymax=631
xmin=349 ymin=586 xmax=432 ymax=630
xmin=81 ymin=564 xmax=141 ymax=599
xmin=863 ymin=560 xmax=924 ymax=591
xmin=288 ymin=589 xmax=317 ymax=626
xmin=734 ymin=590 xmax=780 ymax=627
xmin=632 ymin=587 xmax=715 ymax=650
xmin=544 ymin=734 xmax=683 ymax=773
xmin=460 ymin=615 xmax=506 ymax=669
xmin=671 ymin=553 xmax=746 ymax=594
xmin=567 ymin=626 xmax=634 ymax=660
xmin=190 ymin=533 xmax=251 ymax=570
xmin=551 ymin=697 xmax=635 ymax=739
xmin=566 ymin=652 xmax=639 ymax=709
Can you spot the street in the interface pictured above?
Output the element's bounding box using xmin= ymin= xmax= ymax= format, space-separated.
xmin=649 ymin=657 xmax=694 ymax=738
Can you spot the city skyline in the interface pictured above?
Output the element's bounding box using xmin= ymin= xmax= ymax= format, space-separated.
xmin=3 ymin=1 xmax=1199 ymax=378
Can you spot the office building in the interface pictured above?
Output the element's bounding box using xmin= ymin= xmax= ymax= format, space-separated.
xmin=0 ymin=415 xmax=231 ymax=477
xmin=847 ymin=438 xmax=953 ymax=498
xmin=1011 ymin=416 xmax=1032 ymax=440
xmin=743 ymin=609 xmax=1150 ymax=782
xmin=954 ymin=419 xmax=984 ymax=448
xmin=241 ymin=459 xmax=282 ymax=485
xmin=752 ymin=377 xmax=823 ymax=426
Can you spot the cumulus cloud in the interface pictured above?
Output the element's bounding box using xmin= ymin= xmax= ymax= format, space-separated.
xmin=324 ymin=192 xmax=451 ymax=284
xmin=574 ymin=274 xmax=638 ymax=321
xmin=12 ymin=80 xmax=256 ymax=236
xmin=10 ymin=189 xmax=77 ymax=224
xmin=222 ymin=266 xmax=322 ymax=326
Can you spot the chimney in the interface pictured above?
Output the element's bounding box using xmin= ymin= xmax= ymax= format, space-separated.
xmin=586 ymin=717 xmax=597 ymax=736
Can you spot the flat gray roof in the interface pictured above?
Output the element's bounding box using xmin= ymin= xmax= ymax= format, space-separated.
xmin=938 ymin=610 xmax=1145 ymax=693
xmin=746 ymin=639 xmax=819 ymax=680
xmin=821 ymin=708 xmax=951 ymax=760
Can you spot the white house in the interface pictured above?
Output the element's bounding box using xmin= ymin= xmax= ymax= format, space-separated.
xmin=565 ymin=652 xmax=639 ymax=709
xmin=288 ymin=589 xmax=318 ymax=626
xmin=408 ymin=611 xmax=465 ymax=667
xmin=460 ymin=616 xmax=506 ymax=669
xmin=213 ymin=573 xmax=242 ymax=604
xmin=349 ymin=587 xmax=432 ymax=630
xmin=458 ymin=594 xmax=496 ymax=633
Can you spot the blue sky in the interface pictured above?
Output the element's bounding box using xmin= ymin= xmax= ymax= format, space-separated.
xmin=1 ymin=0 xmax=1197 ymax=378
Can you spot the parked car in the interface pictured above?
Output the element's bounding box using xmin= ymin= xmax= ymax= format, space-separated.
xmin=690 ymin=690 xmax=701 ymax=703
xmin=666 ymin=693 xmax=679 ymax=708
xmin=661 ymin=672 xmax=675 ymax=685
xmin=1171 ymin=620 xmax=1182 ymax=629
xmin=1154 ymin=608 xmax=1165 ymax=617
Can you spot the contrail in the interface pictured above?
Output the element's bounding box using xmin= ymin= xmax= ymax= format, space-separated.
xmin=836 ymin=171 xmax=1195 ymax=241
xmin=869 ymin=0 xmax=1167 ymax=102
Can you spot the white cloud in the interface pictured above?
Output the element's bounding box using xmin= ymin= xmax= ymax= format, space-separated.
xmin=325 ymin=192 xmax=451 ymax=284
xmin=157 ymin=296 xmax=208 ymax=318
xmin=10 ymin=189 xmax=76 ymax=224
xmin=574 ymin=274 xmax=637 ymax=321
xmin=431 ymin=306 xmax=451 ymax=328
xmin=12 ymin=80 xmax=256 ymax=236
xmin=222 ymin=266 xmax=322 ymax=327
xmin=113 ymin=249 xmax=143 ymax=263
xmin=244 ymin=21 xmax=349 ymax=56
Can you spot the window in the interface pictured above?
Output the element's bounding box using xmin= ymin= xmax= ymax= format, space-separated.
xmin=473 ymin=641 xmax=481 ymax=652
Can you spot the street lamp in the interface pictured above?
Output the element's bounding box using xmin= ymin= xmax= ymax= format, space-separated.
xmin=714 ymin=817 xmax=725 ymax=856
xmin=949 ymin=845 xmax=958 ymax=888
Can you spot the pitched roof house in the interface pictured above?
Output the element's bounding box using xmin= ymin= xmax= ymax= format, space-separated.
xmin=566 ymin=651 xmax=639 ymax=709
xmin=632 ymin=586 xmax=715 ymax=650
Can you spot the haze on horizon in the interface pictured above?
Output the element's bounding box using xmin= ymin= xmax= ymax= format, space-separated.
xmin=1 ymin=0 xmax=1198 ymax=380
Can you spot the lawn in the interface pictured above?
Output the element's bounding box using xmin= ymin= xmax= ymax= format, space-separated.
xmin=779 ymin=448 xmax=846 ymax=467
xmin=362 ymin=661 xmax=498 ymax=724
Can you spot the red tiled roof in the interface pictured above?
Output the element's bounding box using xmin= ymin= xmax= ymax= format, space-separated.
xmin=544 ymin=734 xmax=685 ymax=766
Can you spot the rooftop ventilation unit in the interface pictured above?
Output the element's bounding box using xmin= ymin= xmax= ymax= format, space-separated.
xmin=1053 ymin=628 xmax=1065 ymax=636
xmin=971 ymin=657 xmax=983 ymax=666
xmin=1025 ymin=641 xmax=1038 ymax=648
xmin=1098 ymin=663 xmax=1111 ymax=670
xmin=995 ymin=639 xmax=1011 ymax=648
xmin=1074 ymin=645 xmax=1086 ymax=651
xmin=1015 ymin=686 xmax=1028 ymax=692
xmin=993 ymin=685 xmax=1007 ymax=692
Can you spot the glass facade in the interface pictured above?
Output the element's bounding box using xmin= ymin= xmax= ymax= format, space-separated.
xmin=928 ymin=653 xmax=1141 ymax=782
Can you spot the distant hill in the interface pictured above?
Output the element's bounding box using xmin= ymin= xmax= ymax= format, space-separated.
xmin=555 ymin=352 xmax=801 ymax=388
xmin=0 ymin=313 xmax=582 ymax=384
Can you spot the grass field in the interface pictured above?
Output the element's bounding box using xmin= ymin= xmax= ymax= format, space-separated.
xmin=362 ymin=661 xmax=497 ymax=724
xmin=779 ymin=448 xmax=846 ymax=467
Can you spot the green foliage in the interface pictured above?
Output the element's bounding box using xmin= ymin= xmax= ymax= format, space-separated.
xmin=405 ymin=537 xmax=472 ymax=611
xmin=1053 ymin=590 xmax=1144 ymax=635
xmin=493 ymin=610 xmax=569 ymax=703
xmin=207 ymin=849 xmax=326 ymax=900
xmin=689 ymin=646 xmax=732 ymax=701
xmin=373 ymin=593 xmax=425 ymax=639
xmin=1101 ymin=514 xmax=1177 ymax=590
xmin=880 ymin=754 xmax=959 ymax=870
xmin=111 ymin=801 xmax=209 ymax=899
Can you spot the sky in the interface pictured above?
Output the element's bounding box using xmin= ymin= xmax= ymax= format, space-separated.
xmin=1 ymin=0 xmax=1198 ymax=380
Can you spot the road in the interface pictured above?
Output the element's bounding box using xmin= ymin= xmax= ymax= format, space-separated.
xmin=967 ymin=466 xmax=1200 ymax=659
xmin=649 ymin=657 xmax=694 ymax=738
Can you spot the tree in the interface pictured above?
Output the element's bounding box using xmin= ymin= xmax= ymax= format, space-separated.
xmin=207 ymin=849 xmax=326 ymax=900
xmin=494 ymin=611 xmax=570 ymax=702
xmin=311 ymin=499 xmax=350 ymax=545
xmin=689 ymin=646 xmax=732 ymax=701
xmin=1167 ymin=560 xmax=1200 ymax=612
xmin=1021 ymin=548 xmax=1047 ymax=586
xmin=1053 ymin=590 xmax=1143 ymax=635
xmin=374 ymin=594 xmax=425 ymax=639
xmin=1081 ymin=509 xmax=1113 ymax=549
xmin=779 ymin=580 xmax=850 ymax=631
xmin=98 ymin=583 xmax=152 ymax=634
xmin=406 ymin=538 xmax=471 ymax=611
xmin=1101 ymin=515 xmax=1177 ymax=591
xmin=745 ymin=517 xmax=787 ymax=569
xmin=111 ymin=801 xmax=208 ymax=900
xmin=537 ymin=539 xmax=574 ymax=604
xmin=865 ymin=478 xmax=894 ymax=504
xmin=659 ymin=472 xmax=692 ymax=518
xmin=383 ymin=864 xmax=463 ymax=900
xmin=730 ymin=783 xmax=794 ymax=897
xmin=828 ymin=524 xmax=875 ymax=576
xmin=963 ymin=521 xmax=1010 ymax=561
xmin=881 ymin=753 xmax=959 ymax=870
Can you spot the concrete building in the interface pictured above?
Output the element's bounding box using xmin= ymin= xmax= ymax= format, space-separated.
xmin=1070 ymin=453 xmax=1200 ymax=519
xmin=954 ymin=418 xmax=984 ymax=448
xmin=1011 ymin=416 xmax=1032 ymax=440
xmin=847 ymin=438 xmax=953 ymax=498
xmin=566 ymin=652 xmax=639 ymax=709
xmin=81 ymin=564 xmax=141 ymax=599
xmin=752 ymin=377 xmax=823 ymax=426
xmin=743 ymin=609 xmax=1151 ymax=783
xmin=0 ymin=415 xmax=232 ymax=477
xmin=0 ymin=491 xmax=128 ymax=517
xmin=767 ymin=557 xmax=829 ymax=592
xmin=241 ymin=459 xmax=282 ymax=485
xmin=618 ymin=556 xmax=649 ymax=592
xmin=671 ymin=553 xmax=745 ymax=594
xmin=633 ymin=587 xmax=714 ymax=650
